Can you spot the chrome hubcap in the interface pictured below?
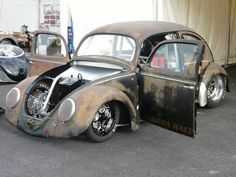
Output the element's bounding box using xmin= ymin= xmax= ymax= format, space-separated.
xmin=92 ymin=104 xmax=115 ymax=137
xmin=207 ymin=76 xmax=224 ymax=101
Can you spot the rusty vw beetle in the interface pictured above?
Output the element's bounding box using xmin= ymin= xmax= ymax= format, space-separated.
xmin=5 ymin=21 xmax=229 ymax=142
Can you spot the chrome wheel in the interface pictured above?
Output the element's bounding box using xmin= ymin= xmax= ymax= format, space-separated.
xmin=207 ymin=75 xmax=224 ymax=101
xmin=92 ymin=104 xmax=116 ymax=136
xmin=207 ymin=75 xmax=225 ymax=107
xmin=86 ymin=102 xmax=120 ymax=142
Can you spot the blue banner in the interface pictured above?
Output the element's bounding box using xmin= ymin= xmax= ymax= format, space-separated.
xmin=67 ymin=8 xmax=75 ymax=54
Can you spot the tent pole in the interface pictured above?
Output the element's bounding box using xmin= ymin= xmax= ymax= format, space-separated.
xmin=225 ymin=0 xmax=232 ymax=67
xmin=153 ymin=0 xmax=157 ymax=21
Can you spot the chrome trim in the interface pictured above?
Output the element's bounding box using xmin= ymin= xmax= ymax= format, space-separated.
xmin=140 ymin=72 xmax=196 ymax=85
xmin=183 ymin=85 xmax=195 ymax=90
xmin=24 ymin=114 xmax=46 ymax=122
xmin=91 ymin=73 xmax=135 ymax=86
xmin=58 ymin=98 xmax=75 ymax=122
xmin=41 ymin=68 xmax=80 ymax=111
xmin=30 ymin=58 xmax=65 ymax=65
xmin=6 ymin=87 xmax=20 ymax=108
xmin=72 ymin=61 xmax=124 ymax=70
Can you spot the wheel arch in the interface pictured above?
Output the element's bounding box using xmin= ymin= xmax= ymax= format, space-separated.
xmin=0 ymin=37 xmax=18 ymax=45
xmin=201 ymin=62 xmax=229 ymax=92
xmin=5 ymin=76 xmax=38 ymax=125
xmin=66 ymin=85 xmax=139 ymax=135
xmin=198 ymin=62 xmax=229 ymax=107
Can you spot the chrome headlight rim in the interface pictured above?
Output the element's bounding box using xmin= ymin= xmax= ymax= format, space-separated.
xmin=6 ymin=87 xmax=21 ymax=108
xmin=58 ymin=98 xmax=76 ymax=122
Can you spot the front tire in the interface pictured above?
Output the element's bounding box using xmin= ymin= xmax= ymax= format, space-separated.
xmin=207 ymin=75 xmax=226 ymax=108
xmin=86 ymin=102 xmax=120 ymax=142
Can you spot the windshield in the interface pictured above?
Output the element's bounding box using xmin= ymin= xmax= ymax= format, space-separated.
xmin=77 ymin=34 xmax=136 ymax=61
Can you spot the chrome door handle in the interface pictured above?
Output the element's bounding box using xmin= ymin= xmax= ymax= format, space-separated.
xmin=29 ymin=60 xmax=35 ymax=64
xmin=183 ymin=85 xmax=195 ymax=89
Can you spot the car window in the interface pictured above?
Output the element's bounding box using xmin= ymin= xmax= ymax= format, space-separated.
xmin=77 ymin=34 xmax=135 ymax=61
xmin=35 ymin=34 xmax=67 ymax=58
xmin=181 ymin=32 xmax=213 ymax=62
xmin=150 ymin=42 xmax=199 ymax=78
xmin=139 ymin=32 xmax=178 ymax=63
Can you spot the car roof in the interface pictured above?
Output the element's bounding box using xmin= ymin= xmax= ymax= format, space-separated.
xmin=86 ymin=21 xmax=193 ymax=43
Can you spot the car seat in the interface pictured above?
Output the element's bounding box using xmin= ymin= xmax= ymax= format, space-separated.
xmin=152 ymin=54 xmax=168 ymax=68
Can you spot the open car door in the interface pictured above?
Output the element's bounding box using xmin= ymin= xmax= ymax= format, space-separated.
xmin=29 ymin=31 xmax=69 ymax=76
xmin=139 ymin=40 xmax=204 ymax=137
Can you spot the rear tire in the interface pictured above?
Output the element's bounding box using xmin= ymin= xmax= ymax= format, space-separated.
xmin=206 ymin=75 xmax=226 ymax=108
xmin=86 ymin=102 xmax=120 ymax=142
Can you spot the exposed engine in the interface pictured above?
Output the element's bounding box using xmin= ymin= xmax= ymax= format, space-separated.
xmin=25 ymin=62 xmax=122 ymax=119
xmin=25 ymin=67 xmax=87 ymax=119
xmin=26 ymin=84 xmax=49 ymax=117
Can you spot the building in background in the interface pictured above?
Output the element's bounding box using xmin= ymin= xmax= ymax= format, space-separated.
xmin=0 ymin=0 xmax=60 ymax=33
xmin=60 ymin=0 xmax=154 ymax=47
xmin=154 ymin=0 xmax=236 ymax=65
xmin=39 ymin=0 xmax=60 ymax=33
xmin=0 ymin=0 xmax=39 ymax=32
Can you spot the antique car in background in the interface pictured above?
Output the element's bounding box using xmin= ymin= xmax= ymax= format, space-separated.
xmin=0 ymin=31 xmax=26 ymax=46
xmin=0 ymin=25 xmax=32 ymax=50
xmin=0 ymin=44 xmax=29 ymax=83
xmin=5 ymin=21 xmax=229 ymax=142
xmin=0 ymin=29 xmax=69 ymax=81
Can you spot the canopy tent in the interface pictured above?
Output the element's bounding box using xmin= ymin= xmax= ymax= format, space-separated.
xmin=155 ymin=0 xmax=236 ymax=65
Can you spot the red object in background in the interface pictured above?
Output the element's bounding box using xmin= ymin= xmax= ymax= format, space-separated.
xmin=152 ymin=55 xmax=168 ymax=68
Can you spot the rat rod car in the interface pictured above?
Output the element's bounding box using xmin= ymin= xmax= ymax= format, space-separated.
xmin=0 ymin=45 xmax=29 ymax=83
xmin=5 ymin=21 xmax=229 ymax=142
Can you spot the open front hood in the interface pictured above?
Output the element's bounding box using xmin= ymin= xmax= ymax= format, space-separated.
xmin=19 ymin=61 xmax=125 ymax=124
xmin=39 ymin=60 xmax=125 ymax=83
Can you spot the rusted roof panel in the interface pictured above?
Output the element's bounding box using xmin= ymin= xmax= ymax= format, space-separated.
xmin=87 ymin=21 xmax=192 ymax=42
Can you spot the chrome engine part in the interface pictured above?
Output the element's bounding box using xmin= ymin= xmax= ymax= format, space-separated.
xmin=26 ymin=88 xmax=50 ymax=118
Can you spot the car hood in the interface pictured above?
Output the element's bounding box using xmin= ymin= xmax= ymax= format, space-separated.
xmin=39 ymin=61 xmax=125 ymax=83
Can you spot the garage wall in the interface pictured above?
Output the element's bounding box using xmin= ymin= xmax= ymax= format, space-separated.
xmin=60 ymin=0 xmax=154 ymax=47
xmin=155 ymin=0 xmax=236 ymax=65
xmin=0 ymin=0 xmax=39 ymax=32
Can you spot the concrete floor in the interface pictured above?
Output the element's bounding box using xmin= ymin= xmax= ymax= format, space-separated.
xmin=0 ymin=67 xmax=235 ymax=177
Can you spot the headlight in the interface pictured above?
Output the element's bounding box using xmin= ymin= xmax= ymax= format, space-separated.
xmin=2 ymin=63 xmax=19 ymax=75
xmin=58 ymin=98 xmax=75 ymax=122
xmin=6 ymin=87 xmax=20 ymax=108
